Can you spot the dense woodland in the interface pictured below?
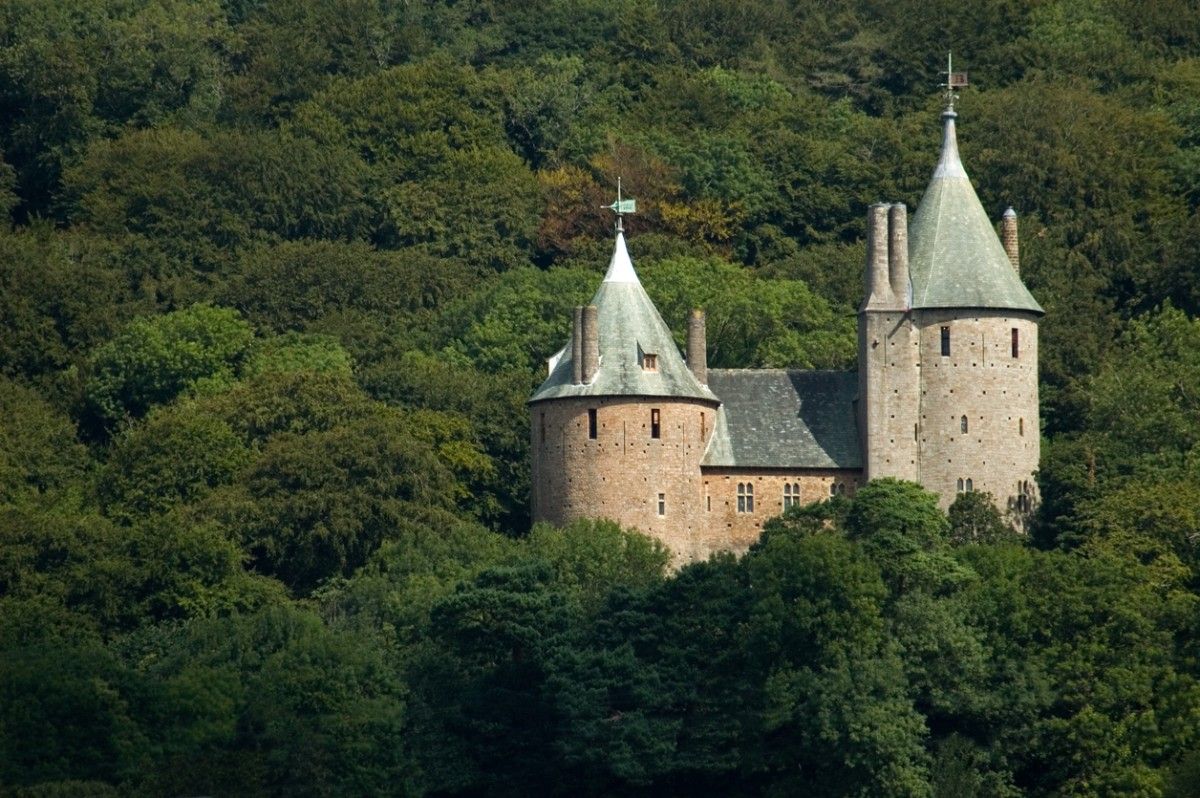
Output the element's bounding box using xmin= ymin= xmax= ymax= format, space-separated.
xmin=3 ymin=0 xmax=1200 ymax=795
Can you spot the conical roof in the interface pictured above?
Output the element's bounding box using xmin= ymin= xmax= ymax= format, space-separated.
xmin=530 ymin=231 xmax=717 ymax=404
xmin=908 ymin=110 xmax=1043 ymax=314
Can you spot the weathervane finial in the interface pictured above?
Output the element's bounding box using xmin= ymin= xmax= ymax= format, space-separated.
xmin=941 ymin=52 xmax=969 ymax=112
xmin=603 ymin=176 xmax=636 ymax=233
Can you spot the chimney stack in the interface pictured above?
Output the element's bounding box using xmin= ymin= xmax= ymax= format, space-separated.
xmin=686 ymin=308 xmax=707 ymax=385
xmin=581 ymin=305 xmax=599 ymax=383
xmin=571 ymin=306 xmax=584 ymax=384
xmin=888 ymin=203 xmax=910 ymax=307
xmin=863 ymin=203 xmax=893 ymax=309
xmin=1001 ymin=207 xmax=1019 ymax=273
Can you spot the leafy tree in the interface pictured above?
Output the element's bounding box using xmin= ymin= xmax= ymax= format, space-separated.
xmin=81 ymin=304 xmax=253 ymax=433
xmin=0 ymin=378 xmax=91 ymax=506
xmin=948 ymin=491 xmax=1018 ymax=546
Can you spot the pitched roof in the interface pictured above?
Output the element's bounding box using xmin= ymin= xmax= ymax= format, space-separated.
xmin=529 ymin=231 xmax=717 ymax=404
xmin=701 ymin=369 xmax=861 ymax=469
xmin=908 ymin=110 xmax=1043 ymax=314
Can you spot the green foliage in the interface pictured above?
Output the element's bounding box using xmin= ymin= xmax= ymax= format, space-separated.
xmin=641 ymin=255 xmax=856 ymax=368
xmin=948 ymin=491 xmax=1018 ymax=546
xmin=0 ymin=379 xmax=91 ymax=505
xmin=82 ymin=304 xmax=253 ymax=432
xmin=4 ymin=2 xmax=1200 ymax=794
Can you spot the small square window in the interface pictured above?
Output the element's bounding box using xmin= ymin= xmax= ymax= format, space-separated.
xmin=642 ymin=353 xmax=658 ymax=371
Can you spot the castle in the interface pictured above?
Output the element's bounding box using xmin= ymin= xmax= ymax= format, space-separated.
xmin=529 ymin=105 xmax=1042 ymax=563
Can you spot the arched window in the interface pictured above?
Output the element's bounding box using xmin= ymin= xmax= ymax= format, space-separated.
xmin=784 ymin=482 xmax=801 ymax=509
xmin=738 ymin=482 xmax=754 ymax=513
xmin=960 ymin=415 xmax=968 ymax=433
xmin=957 ymin=478 xmax=964 ymax=493
xmin=965 ymin=478 xmax=974 ymax=492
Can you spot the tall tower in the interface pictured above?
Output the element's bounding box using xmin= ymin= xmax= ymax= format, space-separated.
xmin=529 ymin=205 xmax=719 ymax=560
xmin=861 ymin=96 xmax=1043 ymax=521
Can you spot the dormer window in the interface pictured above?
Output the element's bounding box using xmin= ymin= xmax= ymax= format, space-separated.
xmin=642 ymin=352 xmax=658 ymax=371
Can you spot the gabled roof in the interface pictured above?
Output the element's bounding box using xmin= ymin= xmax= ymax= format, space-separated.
xmin=530 ymin=231 xmax=717 ymax=404
xmin=701 ymin=369 xmax=861 ymax=469
xmin=908 ymin=110 xmax=1043 ymax=314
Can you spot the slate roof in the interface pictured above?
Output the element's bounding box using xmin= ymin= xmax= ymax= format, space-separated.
xmin=908 ymin=110 xmax=1043 ymax=314
xmin=701 ymin=369 xmax=861 ymax=469
xmin=530 ymin=231 xmax=717 ymax=404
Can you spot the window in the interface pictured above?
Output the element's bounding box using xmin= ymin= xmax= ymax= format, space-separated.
xmin=657 ymin=493 xmax=666 ymax=516
xmin=960 ymin=415 xmax=969 ymax=433
xmin=783 ymin=482 xmax=801 ymax=509
xmin=650 ymin=408 xmax=661 ymax=439
xmin=588 ymin=408 xmax=597 ymax=439
xmin=1019 ymin=417 xmax=1024 ymax=436
xmin=830 ymin=481 xmax=846 ymax=497
xmin=737 ymin=482 xmax=754 ymax=513
xmin=965 ymin=478 xmax=974 ymax=492
xmin=941 ymin=326 xmax=951 ymax=356
xmin=642 ymin=352 xmax=658 ymax=371
xmin=540 ymin=412 xmax=545 ymax=442
xmin=1011 ymin=327 xmax=1019 ymax=358
xmin=957 ymin=478 xmax=964 ymax=493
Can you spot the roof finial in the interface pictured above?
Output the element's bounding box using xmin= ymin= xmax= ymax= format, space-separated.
xmin=604 ymin=176 xmax=636 ymax=234
xmin=941 ymin=52 xmax=968 ymax=113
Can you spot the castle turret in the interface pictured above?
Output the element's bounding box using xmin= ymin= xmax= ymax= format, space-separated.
xmin=530 ymin=222 xmax=719 ymax=560
xmin=861 ymin=104 xmax=1042 ymax=521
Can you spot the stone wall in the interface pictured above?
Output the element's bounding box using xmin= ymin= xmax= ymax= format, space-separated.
xmin=699 ymin=468 xmax=861 ymax=553
xmin=859 ymin=309 xmax=920 ymax=482
xmin=914 ymin=309 xmax=1040 ymax=519
xmin=530 ymin=395 xmax=718 ymax=562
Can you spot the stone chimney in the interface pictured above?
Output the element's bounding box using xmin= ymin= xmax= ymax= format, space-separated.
xmin=571 ymin=305 xmax=584 ymax=384
xmin=1001 ymin=207 xmax=1019 ymax=273
xmin=862 ymin=202 xmax=893 ymax=310
xmin=686 ymin=308 xmax=707 ymax=385
xmin=581 ymin=304 xmax=599 ymax=383
xmin=888 ymin=203 xmax=909 ymax=307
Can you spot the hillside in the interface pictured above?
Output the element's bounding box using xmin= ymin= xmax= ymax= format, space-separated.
xmin=3 ymin=1 xmax=1200 ymax=795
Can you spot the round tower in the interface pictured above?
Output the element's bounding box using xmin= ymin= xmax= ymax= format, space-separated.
xmin=904 ymin=107 xmax=1042 ymax=521
xmin=529 ymin=226 xmax=719 ymax=561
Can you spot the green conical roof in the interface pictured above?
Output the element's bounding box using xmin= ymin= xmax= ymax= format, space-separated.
xmin=529 ymin=231 xmax=717 ymax=404
xmin=908 ymin=110 xmax=1043 ymax=314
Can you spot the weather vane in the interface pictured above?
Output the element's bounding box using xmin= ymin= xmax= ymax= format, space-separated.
xmin=603 ymin=176 xmax=636 ymax=232
xmin=942 ymin=52 xmax=969 ymax=111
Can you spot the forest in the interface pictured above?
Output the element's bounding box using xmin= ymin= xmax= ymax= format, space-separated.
xmin=3 ymin=0 xmax=1200 ymax=795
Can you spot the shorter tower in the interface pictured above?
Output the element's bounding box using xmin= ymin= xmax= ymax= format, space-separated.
xmin=529 ymin=210 xmax=719 ymax=560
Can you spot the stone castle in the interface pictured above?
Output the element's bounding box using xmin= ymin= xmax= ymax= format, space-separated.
xmin=529 ymin=106 xmax=1042 ymax=562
